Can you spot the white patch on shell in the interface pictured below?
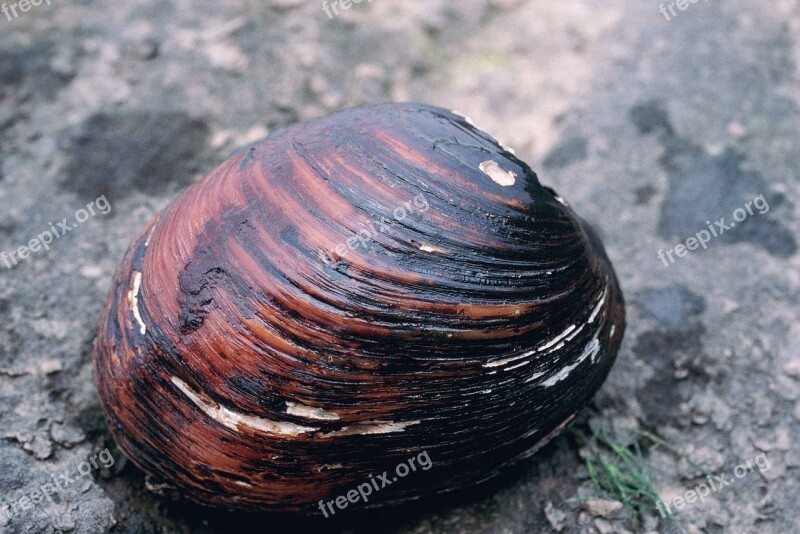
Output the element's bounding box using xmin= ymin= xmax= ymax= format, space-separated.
xmin=479 ymin=160 xmax=516 ymax=186
xmin=566 ymin=323 xmax=585 ymax=341
xmin=540 ymin=337 xmax=601 ymax=388
xmin=171 ymin=376 xmax=318 ymax=437
xmin=493 ymin=285 xmax=610 ymax=379
xmin=588 ymin=288 xmax=607 ymax=324
xmin=538 ymin=324 xmax=577 ymax=353
xmin=586 ymin=338 xmax=601 ymax=364
xmin=483 ymin=351 xmax=534 ymax=368
xmin=320 ymin=420 xmax=420 ymax=437
xmin=555 ymin=196 xmax=568 ymax=206
xmin=485 ymin=323 xmax=587 ymax=370
xmin=520 ymin=427 xmax=540 ymax=439
xmin=419 ymin=244 xmax=448 ymax=254
xmin=504 ymin=360 xmax=531 ymax=371
xmin=128 ymin=271 xmax=147 ymax=336
xmin=524 ymin=371 xmax=546 ymax=383
xmin=451 ymin=110 xmax=476 ymax=127
xmin=317 ymin=463 xmax=344 ymax=472
xmin=286 ymin=401 xmax=340 ymax=421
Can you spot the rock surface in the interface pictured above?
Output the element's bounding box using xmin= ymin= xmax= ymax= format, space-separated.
xmin=1 ymin=0 xmax=798 ymax=532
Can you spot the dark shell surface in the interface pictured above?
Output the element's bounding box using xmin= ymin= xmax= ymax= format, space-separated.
xmin=93 ymin=102 xmax=625 ymax=512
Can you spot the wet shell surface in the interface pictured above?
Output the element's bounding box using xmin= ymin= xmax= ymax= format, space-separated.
xmin=93 ymin=102 xmax=625 ymax=513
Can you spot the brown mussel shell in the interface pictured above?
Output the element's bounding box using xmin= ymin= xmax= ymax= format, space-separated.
xmin=93 ymin=102 xmax=624 ymax=513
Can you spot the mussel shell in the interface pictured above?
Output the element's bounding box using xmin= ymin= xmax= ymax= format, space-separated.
xmin=93 ymin=103 xmax=624 ymax=512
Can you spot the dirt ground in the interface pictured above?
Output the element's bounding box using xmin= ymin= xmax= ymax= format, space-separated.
xmin=1 ymin=1 xmax=799 ymax=533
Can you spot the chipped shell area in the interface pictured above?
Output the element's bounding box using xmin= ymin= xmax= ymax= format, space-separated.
xmin=92 ymin=103 xmax=625 ymax=513
xmin=479 ymin=160 xmax=517 ymax=186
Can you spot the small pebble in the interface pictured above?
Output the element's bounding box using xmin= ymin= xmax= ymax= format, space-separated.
xmin=544 ymin=502 xmax=567 ymax=532
xmin=584 ymin=498 xmax=623 ymax=518
xmin=727 ymin=121 xmax=748 ymax=140
xmin=80 ymin=264 xmax=104 ymax=279
xmin=783 ymin=359 xmax=800 ymax=379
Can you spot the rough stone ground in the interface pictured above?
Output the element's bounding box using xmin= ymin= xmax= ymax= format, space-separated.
xmin=1 ymin=0 xmax=799 ymax=532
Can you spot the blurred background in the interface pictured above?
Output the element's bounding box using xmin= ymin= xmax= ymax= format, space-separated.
xmin=1 ymin=0 xmax=799 ymax=532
